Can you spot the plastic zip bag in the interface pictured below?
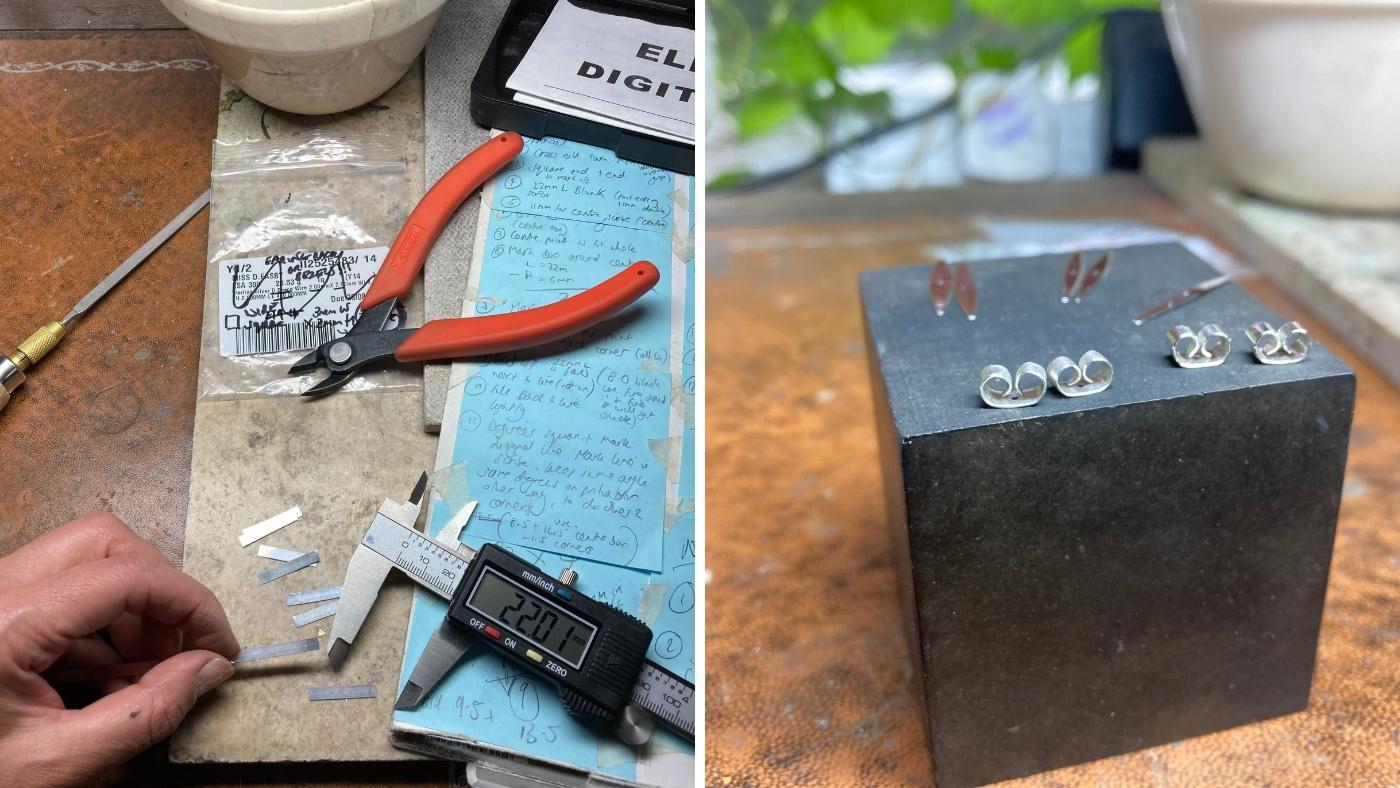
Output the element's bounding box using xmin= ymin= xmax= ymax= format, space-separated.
xmin=199 ymin=132 xmax=419 ymax=399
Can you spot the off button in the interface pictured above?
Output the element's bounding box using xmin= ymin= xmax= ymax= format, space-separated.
xmin=525 ymin=649 xmax=544 ymax=664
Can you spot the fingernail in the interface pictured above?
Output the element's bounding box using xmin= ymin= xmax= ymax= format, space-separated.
xmin=195 ymin=657 xmax=235 ymax=698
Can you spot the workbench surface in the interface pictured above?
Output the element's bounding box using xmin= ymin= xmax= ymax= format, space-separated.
xmin=706 ymin=179 xmax=1400 ymax=785
xmin=0 ymin=28 xmax=452 ymax=785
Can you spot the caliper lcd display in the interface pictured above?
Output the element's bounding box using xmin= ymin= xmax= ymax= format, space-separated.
xmin=467 ymin=568 xmax=596 ymax=667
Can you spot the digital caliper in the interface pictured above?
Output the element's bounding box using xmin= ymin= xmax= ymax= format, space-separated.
xmin=328 ymin=476 xmax=695 ymax=745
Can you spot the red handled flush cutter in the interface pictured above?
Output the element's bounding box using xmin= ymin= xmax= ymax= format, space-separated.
xmin=288 ymin=132 xmax=662 ymax=395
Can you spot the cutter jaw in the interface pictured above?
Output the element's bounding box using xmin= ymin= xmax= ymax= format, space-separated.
xmin=285 ymin=299 xmax=408 ymax=395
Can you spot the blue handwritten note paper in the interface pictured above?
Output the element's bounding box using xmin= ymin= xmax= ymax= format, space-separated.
xmin=393 ymin=136 xmax=694 ymax=785
xmin=449 ymin=138 xmax=676 ymax=572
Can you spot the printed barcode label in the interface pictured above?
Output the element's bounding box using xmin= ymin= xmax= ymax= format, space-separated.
xmin=217 ymin=246 xmax=387 ymax=357
xmin=232 ymin=321 xmax=342 ymax=356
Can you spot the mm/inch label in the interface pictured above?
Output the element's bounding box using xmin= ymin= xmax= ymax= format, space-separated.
xmin=362 ymin=513 xmax=467 ymax=600
xmin=630 ymin=660 xmax=694 ymax=739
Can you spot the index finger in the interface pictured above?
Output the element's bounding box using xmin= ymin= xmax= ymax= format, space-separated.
xmin=0 ymin=512 xmax=171 ymax=590
xmin=9 ymin=555 xmax=241 ymax=667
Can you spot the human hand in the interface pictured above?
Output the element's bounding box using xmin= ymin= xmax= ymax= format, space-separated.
xmin=0 ymin=512 xmax=241 ymax=786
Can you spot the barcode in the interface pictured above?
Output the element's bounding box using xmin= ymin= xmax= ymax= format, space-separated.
xmin=234 ymin=321 xmax=342 ymax=355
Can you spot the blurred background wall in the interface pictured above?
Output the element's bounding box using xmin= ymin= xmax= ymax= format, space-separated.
xmin=707 ymin=0 xmax=1196 ymax=194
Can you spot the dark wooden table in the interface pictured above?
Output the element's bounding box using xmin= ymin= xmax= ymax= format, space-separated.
xmin=706 ymin=179 xmax=1400 ymax=785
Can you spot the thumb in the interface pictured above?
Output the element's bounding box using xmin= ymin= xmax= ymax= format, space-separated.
xmin=52 ymin=650 xmax=234 ymax=781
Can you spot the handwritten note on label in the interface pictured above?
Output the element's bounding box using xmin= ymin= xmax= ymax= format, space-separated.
xmin=450 ymin=139 xmax=675 ymax=572
xmin=457 ymin=215 xmax=671 ymax=570
xmin=492 ymin=137 xmax=673 ymax=233
xmin=216 ymin=246 xmax=385 ymax=357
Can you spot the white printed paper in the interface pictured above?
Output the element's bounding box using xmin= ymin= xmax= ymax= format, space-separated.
xmin=506 ymin=0 xmax=694 ymax=142
xmin=217 ymin=246 xmax=387 ymax=357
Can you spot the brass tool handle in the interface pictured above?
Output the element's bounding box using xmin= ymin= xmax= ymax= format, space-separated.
xmin=12 ymin=320 xmax=66 ymax=370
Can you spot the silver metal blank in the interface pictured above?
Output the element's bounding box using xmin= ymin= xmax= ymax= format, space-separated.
xmin=308 ymin=684 xmax=376 ymax=701
xmin=233 ymin=637 xmax=321 ymax=663
xmin=980 ymin=362 xmax=1047 ymax=408
xmin=1246 ymin=320 xmax=1310 ymax=364
xmin=257 ymin=550 xmax=319 ymax=584
xmin=1046 ymin=351 xmax=1113 ymax=397
xmin=1167 ymin=324 xmax=1231 ymax=368
xmin=287 ymin=585 xmax=343 ymax=606
xmin=292 ymin=601 xmax=339 ymax=628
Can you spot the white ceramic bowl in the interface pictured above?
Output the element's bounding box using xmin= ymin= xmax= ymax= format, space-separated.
xmin=1164 ymin=0 xmax=1400 ymax=212
xmin=161 ymin=0 xmax=448 ymax=115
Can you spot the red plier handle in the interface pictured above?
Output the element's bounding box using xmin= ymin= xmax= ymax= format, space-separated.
xmin=291 ymin=133 xmax=662 ymax=397
xmin=361 ymin=131 xmax=525 ymax=311
xmin=395 ymin=261 xmax=661 ymax=362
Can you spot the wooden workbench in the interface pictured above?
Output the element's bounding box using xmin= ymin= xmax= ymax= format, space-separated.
xmin=707 ymin=179 xmax=1400 ymax=785
xmin=0 ymin=26 xmax=452 ymax=785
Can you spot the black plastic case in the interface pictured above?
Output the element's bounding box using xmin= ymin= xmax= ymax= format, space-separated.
xmin=471 ymin=0 xmax=695 ymax=174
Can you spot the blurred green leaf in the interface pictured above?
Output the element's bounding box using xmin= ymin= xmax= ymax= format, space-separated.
xmin=969 ymin=0 xmax=1082 ymax=28
xmin=970 ymin=0 xmax=1157 ymax=27
xmin=708 ymin=170 xmax=754 ymax=190
xmin=733 ymin=86 xmax=805 ymax=138
xmin=1063 ymin=19 xmax=1104 ymax=79
xmin=905 ymin=0 xmax=956 ymax=29
xmin=811 ymin=0 xmax=898 ymax=65
xmin=974 ymin=45 xmax=1019 ymax=71
xmin=755 ymin=19 xmax=837 ymax=85
xmin=804 ymin=83 xmax=893 ymax=131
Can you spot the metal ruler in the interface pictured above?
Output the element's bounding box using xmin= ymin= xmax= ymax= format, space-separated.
xmin=361 ymin=510 xmax=466 ymax=600
xmin=630 ymin=660 xmax=695 ymax=739
xmin=333 ymin=486 xmax=694 ymax=742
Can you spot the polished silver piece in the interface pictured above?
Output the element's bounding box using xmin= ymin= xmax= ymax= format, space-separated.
xmin=1167 ymin=324 xmax=1231 ymax=368
xmin=1246 ymin=320 xmax=1310 ymax=365
xmin=558 ymin=568 xmax=579 ymax=587
xmin=1046 ymin=351 xmax=1114 ymax=397
xmin=979 ymin=362 xmax=1047 ymax=408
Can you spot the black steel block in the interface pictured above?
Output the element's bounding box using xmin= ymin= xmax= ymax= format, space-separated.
xmin=861 ymin=243 xmax=1354 ymax=787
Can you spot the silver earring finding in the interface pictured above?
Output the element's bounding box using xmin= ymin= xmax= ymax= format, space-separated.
xmin=1246 ymin=321 xmax=1309 ymax=365
xmin=1046 ymin=351 xmax=1113 ymax=397
xmin=980 ymin=362 xmax=1047 ymax=408
xmin=1168 ymin=324 xmax=1231 ymax=368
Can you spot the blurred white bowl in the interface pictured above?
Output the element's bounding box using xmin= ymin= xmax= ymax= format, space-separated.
xmin=1164 ymin=0 xmax=1400 ymax=212
xmin=161 ymin=0 xmax=447 ymax=115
